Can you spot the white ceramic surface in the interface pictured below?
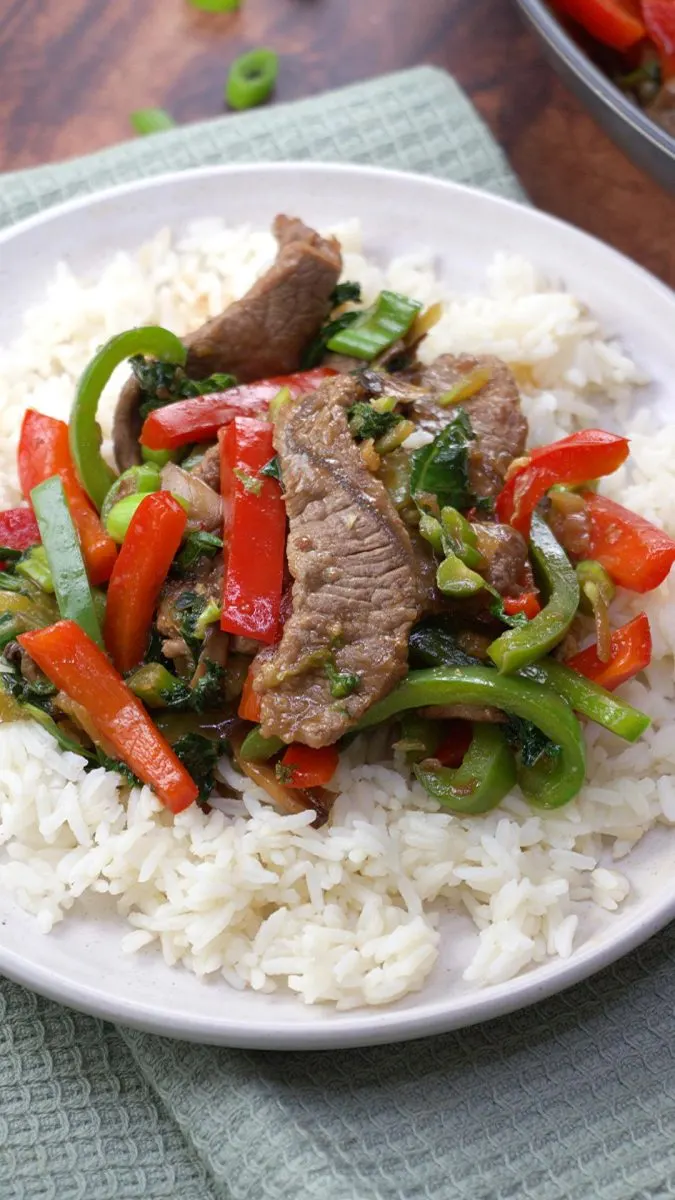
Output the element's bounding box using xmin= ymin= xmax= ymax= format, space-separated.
xmin=0 ymin=163 xmax=674 ymax=1051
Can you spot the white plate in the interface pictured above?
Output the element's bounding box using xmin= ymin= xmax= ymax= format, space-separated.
xmin=0 ymin=163 xmax=674 ymax=1050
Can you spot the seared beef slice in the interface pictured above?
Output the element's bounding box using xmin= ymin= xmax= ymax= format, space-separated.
xmin=256 ymin=377 xmax=420 ymax=747
xmin=114 ymin=215 xmax=341 ymax=470
xmin=407 ymin=354 xmax=527 ymax=497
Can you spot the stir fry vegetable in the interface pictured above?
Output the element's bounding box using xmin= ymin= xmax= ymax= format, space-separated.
xmin=496 ymin=430 xmax=630 ymax=535
xmin=220 ymin=418 xmax=286 ymax=644
xmin=130 ymin=108 xmax=176 ymax=135
xmin=488 ymin=515 xmax=579 ymax=674
xmin=140 ymin=368 xmax=335 ymax=450
xmin=19 ymin=410 xmax=117 ymax=586
xmin=584 ymin=492 xmax=675 ymax=592
xmin=555 ymin=0 xmax=646 ymax=49
xmin=104 ymin=492 xmax=187 ymax=674
xmin=326 ymin=291 xmax=422 ymax=361
xmin=19 ymin=621 xmax=199 ymax=812
xmin=238 ymin=666 xmax=262 ymax=721
xmin=414 ymin=725 xmax=517 ymax=815
xmin=355 ymin=667 xmax=586 ymax=809
xmin=226 ymin=48 xmax=279 ymax=111
xmin=70 ymin=326 xmax=187 ymax=509
xmin=277 ymin=743 xmax=339 ymax=788
xmin=566 ymin=612 xmax=652 ymax=691
xmin=31 ymin=476 xmax=103 ymax=646
xmin=528 ymin=658 xmax=650 ymax=741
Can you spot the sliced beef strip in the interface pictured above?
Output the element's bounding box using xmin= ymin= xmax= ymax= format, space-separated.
xmin=473 ymin=523 xmax=528 ymax=597
xmin=255 ymin=375 xmax=420 ymax=748
xmin=113 ymin=215 xmax=342 ymax=471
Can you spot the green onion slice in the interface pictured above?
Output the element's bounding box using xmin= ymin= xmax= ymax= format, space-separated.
xmin=226 ymin=48 xmax=278 ymax=111
xmin=130 ymin=109 xmax=176 ymax=136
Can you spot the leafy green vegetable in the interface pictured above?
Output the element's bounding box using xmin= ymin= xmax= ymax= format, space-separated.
xmin=190 ymin=659 xmax=226 ymax=712
xmin=96 ymin=752 xmax=143 ymax=787
xmin=131 ymin=356 xmax=236 ymax=419
xmin=348 ymin=402 xmax=402 ymax=443
xmin=260 ymin=456 xmax=282 ymax=482
xmin=302 ymin=311 xmax=361 ymax=370
xmin=175 ymin=531 xmax=224 ymax=574
xmin=1 ymin=658 xmax=56 ymax=712
xmin=408 ymin=618 xmax=483 ymax=670
xmin=504 ymin=715 xmax=561 ymax=769
xmin=474 ymin=496 xmax=495 ymax=515
xmin=301 ymin=281 xmax=364 ymax=368
xmin=0 ymin=547 xmax=22 ymax=564
xmin=174 ymin=591 xmax=221 ymax=653
xmin=331 ymin=281 xmax=362 ymax=307
xmin=325 ymin=660 xmax=360 ymax=699
xmin=409 ymin=408 xmax=475 ymax=512
xmin=173 ymin=733 xmax=223 ymax=805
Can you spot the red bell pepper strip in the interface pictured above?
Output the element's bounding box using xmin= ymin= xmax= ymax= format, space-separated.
xmin=220 ymin=417 xmax=287 ymax=645
xmin=584 ymin=492 xmax=675 ymax=592
xmin=434 ymin=721 xmax=474 ymax=768
xmin=140 ymin=368 xmax=336 ymax=451
xmin=566 ymin=612 xmax=652 ymax=690
xmin=18 ymin=410 xmax=117 ymax=586
xmin=18 ymin=621 xmax=199 ymax=812
xmin=0 ymin=507 xmax=40 ymax=568
xmin=554 ymin=0 xmax=646 ymax=48
xmin=279 ymin=743 xmax=339 ymax=788
xmin=642 ymin=0 xmax=675 ymax=58
xmin=495 ymin=430 xmax=630 ymax=536
xmin=104 ymin=492 xmax=187 ymax=674
xmin=238 ymin=666 xmax=262 ymax=722
xmin=502 ymin=592 xmax=542 ymax=621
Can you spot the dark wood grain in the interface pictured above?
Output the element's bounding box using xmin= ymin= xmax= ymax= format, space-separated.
xmin=0 ymin=0 xmax=673 ymax=283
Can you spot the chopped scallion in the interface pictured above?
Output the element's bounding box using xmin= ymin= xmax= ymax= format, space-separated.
xmin=326 ymin=290 xmax=422 ymax=362
xmin=225 ymin=48 xmax=278 ymax=111
xmin=130 ymin=108 xmax=176 ymax=136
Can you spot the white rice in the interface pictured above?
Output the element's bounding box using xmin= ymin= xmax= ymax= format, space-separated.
xmin=0 ymin=219 xmax=673 ymax=1009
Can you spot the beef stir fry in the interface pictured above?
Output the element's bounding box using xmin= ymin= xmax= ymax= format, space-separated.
xmin=552 ymin=0 xmax=675 ymax=137
xmin=1 ymin=215 xmax=672 ymax=824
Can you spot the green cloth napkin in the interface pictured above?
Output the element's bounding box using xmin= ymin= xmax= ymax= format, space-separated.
xmin=1 ymin=66 xmax=672 ymax=1200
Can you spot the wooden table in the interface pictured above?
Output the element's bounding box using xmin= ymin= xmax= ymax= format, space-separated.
xmin=1 ymin=0 xmax=673 ymax=284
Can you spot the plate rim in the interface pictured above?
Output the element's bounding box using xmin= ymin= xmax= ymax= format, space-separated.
xmin=1 ymin=159 xmax=675 ymax=1050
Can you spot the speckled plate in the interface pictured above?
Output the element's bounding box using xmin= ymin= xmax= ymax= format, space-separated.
xmin=0 ymin=163 xmax=674 ymax=1049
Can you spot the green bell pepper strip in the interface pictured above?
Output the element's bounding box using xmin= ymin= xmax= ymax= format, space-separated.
xmin=69 ymin=326 xmax=187 ymax=511
xmin=523 ymin=659 xmax=650 ymax=743
xmin=239 ymin=725 xmax=285 ymax=762
xmin=414 ymin=725 xmax=517 ymax=814
xmin=354 ymin=667 xmax=586 ymax=809
xmin=326 ymin=290 xmax=422 ymax=361
xmin=489 ymin=513 xmax=579 ymax=674
xmin=30 ymin=476 xmax=103 ymax=646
